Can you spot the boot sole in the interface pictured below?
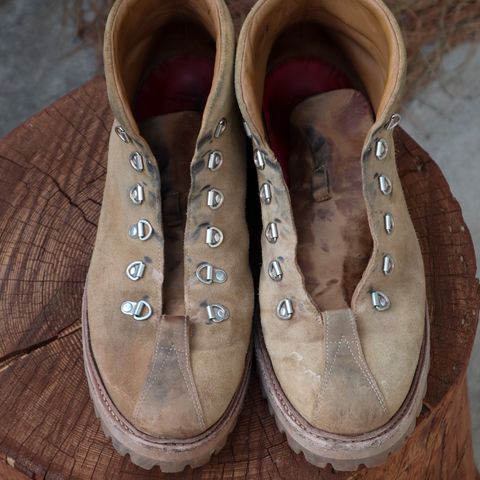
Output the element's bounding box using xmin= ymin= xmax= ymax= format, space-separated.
xmin=82 ymin=287 xmax=252 ymax=473
xmin=255 ymin=316 xmax=430 ymax=471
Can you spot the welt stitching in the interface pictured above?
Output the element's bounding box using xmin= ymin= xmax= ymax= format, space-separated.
xmin=95 ymin=378 xmax=134 ymax=433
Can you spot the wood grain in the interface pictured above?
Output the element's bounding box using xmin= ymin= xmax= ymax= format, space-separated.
xmin=0 ymin=77 xmax=478 ymax=479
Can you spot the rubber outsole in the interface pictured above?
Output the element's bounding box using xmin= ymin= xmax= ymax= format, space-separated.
xmin=255 ymin=317 xmax=430 ymax=472
xmin=82 ymin=289 xmax=252 ymax=473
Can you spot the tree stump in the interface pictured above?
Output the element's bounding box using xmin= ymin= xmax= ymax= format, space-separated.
xmin=0 ymin=76 xmax=478 ymax=480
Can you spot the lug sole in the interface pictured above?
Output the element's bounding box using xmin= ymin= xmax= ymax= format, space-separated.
xmin=82 ymin=287 xmax=251 ymax=473
xmin=255 ymin=316 xmax=430 ymax=472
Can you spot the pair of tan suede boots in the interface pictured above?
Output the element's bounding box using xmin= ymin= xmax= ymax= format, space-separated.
xmin=82 ymin=0 xmax=429 ymax=473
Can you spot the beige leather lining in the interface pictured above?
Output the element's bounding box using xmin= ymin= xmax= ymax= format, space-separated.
xmin=105 ymin=0 xmax=224 ymax=133
xmin=238 ymin=0 xmax=404 ymax=143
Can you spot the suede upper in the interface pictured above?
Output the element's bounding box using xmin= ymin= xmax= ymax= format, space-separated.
xmin=86 ymin=0 xmax=253 ymax=439
xmin=236 ymin=0 xmax=426 ymax=435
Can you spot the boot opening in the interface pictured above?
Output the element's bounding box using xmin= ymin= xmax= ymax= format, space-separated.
xmin=264 ymin=23 xmax=374 ymax=311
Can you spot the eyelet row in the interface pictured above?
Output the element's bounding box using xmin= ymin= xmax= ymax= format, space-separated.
xmin=115 ymin=126 xmax=154 ymax=321
xmin=371 ymin=113 xmax=402 ymax=312
xmin=117 ymin=125 xmax=154 ymax=321
xmin=117 ymin=120 xmax=232 ymax=323
xmin=203 ymin=119 xmax=230 ymax=323
xmin=250 ymin=142 xmax=294 ymax=321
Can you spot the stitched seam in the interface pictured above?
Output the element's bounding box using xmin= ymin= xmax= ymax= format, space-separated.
xmin=324 ymin=312 xmax=329 ymax=368
xmin=315 ymin=310 xmax=330 ymax=412
xmin=348 ymin=310 xmax=363 ymax=359
xmin=95 ymin=378 xmax=135 ymax=433
xmin=343 ymin=340 xmax=387 ymax=413
xmin=182 ymin=317 xmax=206 ymax=427
xmin=348 ymin=311 xmax=388 ymax=413
xmin=315 ymin=337 xmax=343 ymax=409
xmin=155 ymin=345 xmax=185 ymax=352
xmin=173 ymin=346 xmax=206 ymax=429
xmin=132 ymin=318 xmax=165 ymax=422
xmin=313 ymin=313 xmax=334 ymax=415
xmin=132 ymin=344 xmax=173 ymax=423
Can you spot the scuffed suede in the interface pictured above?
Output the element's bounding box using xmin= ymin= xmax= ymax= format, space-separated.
xmin=132 ymin=316 xmax=206 ymax=437
xmin=236 ymin=0 xmax=426 ymax=435
xmin=312 ymin=309 xmax=390 ymax=434
xmin=86 ymin=0 xmax=253 ymax=440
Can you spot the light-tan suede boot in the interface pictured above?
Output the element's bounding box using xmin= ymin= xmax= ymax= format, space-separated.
xmin=82 ymin=0 xmax=253 ymax=471
xmin=236 ymin=0 xmax=429 ymax=470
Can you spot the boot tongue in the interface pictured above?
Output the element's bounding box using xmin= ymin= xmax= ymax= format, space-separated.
xmin=287 ymin=89 xmax=375 ymax=310
xmin=287 ymin=89 xmax=374 ymax=199
xmin=139 ymin=111 xmax=201 ymax=226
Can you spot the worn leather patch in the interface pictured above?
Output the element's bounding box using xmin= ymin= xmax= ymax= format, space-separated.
xmin=312 ymin=309 xmax=389 ymax=434
xmin=133 ymin=316 xmax=206 ymax=438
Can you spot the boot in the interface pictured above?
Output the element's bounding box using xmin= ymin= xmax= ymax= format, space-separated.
xmin=236 ymin=0 xmax=429 ymax=470
xmin=82 ymin=0 xmax=253 ymax=471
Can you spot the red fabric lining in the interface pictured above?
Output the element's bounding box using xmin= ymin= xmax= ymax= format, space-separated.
xmin=134 ymin=55 xmax=214 ymax=122
xmin=263 ymin=58 xmax=352 ymax=183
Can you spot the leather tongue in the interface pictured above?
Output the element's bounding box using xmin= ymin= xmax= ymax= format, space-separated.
xmin=288 ymin=89 xmax=374 ymax=199
xmin=139 ymin=111 xmax=201 ymax=315
xmin=140 ymin=111 xmax=201 ymax=226
xmin=287 ymin=89 xmax=375 ymax=311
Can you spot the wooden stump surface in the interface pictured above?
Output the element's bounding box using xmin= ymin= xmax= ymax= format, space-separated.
xmin=0 ymin=77 xmax=478 ymax=479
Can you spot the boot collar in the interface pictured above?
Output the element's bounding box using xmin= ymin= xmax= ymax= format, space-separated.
xmin=104 ymin=0 xmax=235 ymax=141
xmin=236 ymin=0 xmax=406 ymax=144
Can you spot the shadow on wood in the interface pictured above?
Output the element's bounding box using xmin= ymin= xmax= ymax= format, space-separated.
xmin=0 ymin=77 xmax=478 ymax=479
